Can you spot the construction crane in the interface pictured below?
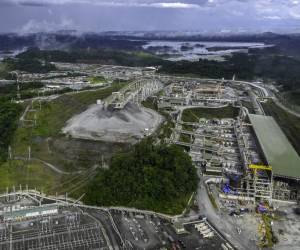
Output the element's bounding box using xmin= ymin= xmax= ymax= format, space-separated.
xmin=249 ymin=164 xmax=272 ymax=171
xmin=248 ymin=164 xmax=272 ymax=176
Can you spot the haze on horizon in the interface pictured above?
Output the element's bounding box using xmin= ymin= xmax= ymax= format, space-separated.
xmin=0 ymin=0 xmax=299 ymax=34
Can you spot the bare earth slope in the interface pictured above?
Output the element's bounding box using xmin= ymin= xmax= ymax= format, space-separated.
xmin=62 ymin=102 xmax=162 ymax=143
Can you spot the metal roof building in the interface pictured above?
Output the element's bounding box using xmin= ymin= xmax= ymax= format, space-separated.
xmin=248 ymin=114 xmax=300 ymax=180
xmin=2 ymin=205 xmax=58 ymax=221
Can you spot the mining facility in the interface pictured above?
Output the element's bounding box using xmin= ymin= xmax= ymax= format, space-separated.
xmin=1 ymin=69 xmax=299 ymax=249
xmin=0 ymin=189 xmax=235 ymax=250
xmin=236 ymin=113 xmax=300 ymax=202
xmin=160 ymin=77 xmax=300 ymax=204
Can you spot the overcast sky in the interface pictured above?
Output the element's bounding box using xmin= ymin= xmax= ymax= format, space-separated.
xmin=0 ymin=0 xmax=299 ymax=34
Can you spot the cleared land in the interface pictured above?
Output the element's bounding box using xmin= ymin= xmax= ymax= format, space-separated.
xmin=33 ymin=83 xmax=126 ymax=137
xmin=63 ymin=102 xmax=163 ymax=143
xmin=141 ymin=98 xmax=175 ymax=142
xmin=0 ymin=160 xmax=61 ymax=192
xmin=181 ymin=106 xmax=240 ymax=122
xmin=6 ymin=83 xmax=127 ymax=195
xmin=13 ymin=83 xmax=125 ymax=157
xmin=262 ymin=100 xmax=300 ymax=155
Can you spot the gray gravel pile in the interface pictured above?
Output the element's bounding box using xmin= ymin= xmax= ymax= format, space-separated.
xmin=63 ymin=102 xmax=162 ymax=143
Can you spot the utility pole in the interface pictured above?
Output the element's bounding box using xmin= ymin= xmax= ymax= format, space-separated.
xmin=34 ymin=113 xmax=37 ymax=127
xmin=28 ymin=146 xmax=31 ymax=161
xmin=8 ymin=146 xmax=12 ymax=160
xmin=17 ymin=84 xmax=21 ymax=100
xmin=9 ymin=223 xmax=13 ymax=250
xmin=6 ymin=187 xmax=9 ymax=202
xmin=15 ymin=72 xmax=21 ymax=100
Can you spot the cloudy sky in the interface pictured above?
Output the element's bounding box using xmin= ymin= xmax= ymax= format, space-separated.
xmin=0 ymin=0 xmax=299 ymax=33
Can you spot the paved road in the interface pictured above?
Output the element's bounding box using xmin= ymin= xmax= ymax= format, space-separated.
xmin=196 ymin=172 xmax=258 ymax=250
xmin=236 ymin=80 xmax=300 ymax=118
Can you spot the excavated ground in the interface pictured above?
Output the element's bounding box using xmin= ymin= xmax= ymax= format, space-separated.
xmin=62 ymin=102 xmax=163 ymax=143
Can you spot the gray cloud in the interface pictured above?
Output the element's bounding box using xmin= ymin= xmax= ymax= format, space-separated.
xmin=19 ymin=18 xmax=76 ymax=34
xmin=0 ymin=0 xmax=299 ymax=33
xmin=4 ymin=0 xmax=299 ymax=20
xmin=2 ymin=0 xmax=210 ymax=8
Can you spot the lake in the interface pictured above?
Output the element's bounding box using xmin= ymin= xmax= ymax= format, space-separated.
xmin=143 ymin=41 xmax=272 ymax=61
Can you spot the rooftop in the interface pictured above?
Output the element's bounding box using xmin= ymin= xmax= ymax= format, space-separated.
xmin=249 ymin=114 xmax=300 ymax=180
xmin=2 ymin=205 xmax=58 ymax=219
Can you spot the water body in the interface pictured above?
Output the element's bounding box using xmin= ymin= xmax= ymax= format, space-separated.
xmin=143 ymin=41 xmax=271 ymax=61
xmin=0 ymin=48 xmax=27 ymax=60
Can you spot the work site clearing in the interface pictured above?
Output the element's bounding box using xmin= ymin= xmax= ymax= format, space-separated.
xmin=63 ymin=102 xmax=163 ymax=143
xmin=1 ymin=63 xmax=300 ymax=250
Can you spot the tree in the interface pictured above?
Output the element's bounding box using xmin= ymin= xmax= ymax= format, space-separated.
xmin=0 ymin=99 xmax=22 ymax=162
xmin=85 ymin=138 xmax=198 ymax=214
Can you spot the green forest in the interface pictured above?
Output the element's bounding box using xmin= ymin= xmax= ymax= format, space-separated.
xmin=0 ymin=82 xmax=45 ymax=100
xmin=0 ymin=99 xmax=22 ymax=162
xmin=3 ymin=57 xmax=56 ymax=74
xmin=10 ymin=47 xmax=300 ymax=92
xmin=159 ymin=52 xmax=300 ymax=91
xmin=15 ymin=48 xmax=163 ymax=67
xmin=85 ymin=139 xmax=198 ymax=214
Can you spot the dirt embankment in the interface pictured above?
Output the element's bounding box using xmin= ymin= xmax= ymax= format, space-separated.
xmin=49 ymin=137 xmax=130 ymax=170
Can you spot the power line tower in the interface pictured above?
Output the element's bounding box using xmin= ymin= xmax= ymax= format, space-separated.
xmin=8 ymin=146 xmax=12 ymax=160
xmin=15 ymin=72 xmax=21 ymax=100
xmin=28 ymin=146 xmax=31 ymax=161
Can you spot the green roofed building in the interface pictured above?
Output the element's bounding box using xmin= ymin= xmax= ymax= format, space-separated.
xmin=248 ymin=114 xmax=300 ymax=180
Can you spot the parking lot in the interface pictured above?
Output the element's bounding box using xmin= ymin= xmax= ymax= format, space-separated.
xmin=110 ymin=209 xmax=235 ymax=250
xmin=111 ymin=210 xmax=171 ymax=249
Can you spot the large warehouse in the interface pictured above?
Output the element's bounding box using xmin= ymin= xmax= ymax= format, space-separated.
xmin=247 ymin=114 xmax=300 ymax=201
xmin=249 ymin=114 xmax=300 ymax=180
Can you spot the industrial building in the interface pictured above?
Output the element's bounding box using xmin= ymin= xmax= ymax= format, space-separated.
xmin=105 ymin=77 xmax=163 ymax=109
xmin=1 ymin=205 xmax=58 ymax=222
xmin=239 ymin=114 xmax=300 ymax=202
xmin=219 ymin=113 xmax=300 ymax=203
xmin=158 ymin=76 xmax=300 ymax=204
xmin=157 ymin=80 xmax=236 ymax=109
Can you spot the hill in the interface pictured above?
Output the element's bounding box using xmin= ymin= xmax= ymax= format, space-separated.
xmin=85 ymin=139 xmax=198 ymax=215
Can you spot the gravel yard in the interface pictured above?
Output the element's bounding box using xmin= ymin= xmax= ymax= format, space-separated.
xmin=63 ymin=102 xmax=163 ymax=143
